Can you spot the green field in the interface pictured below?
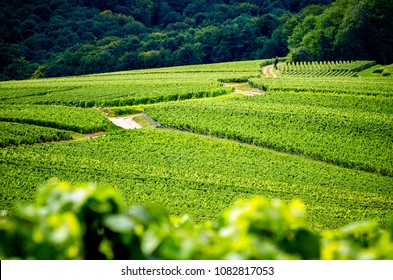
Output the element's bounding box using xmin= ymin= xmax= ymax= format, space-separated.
xmin=0 ymin=60 xmax=263 ymax=107
xmin=145 ymin=91 xmax=393 ymax=176
xmin=0 ymin=104 xmax=110 ymax=133
xmin=1 ymin=129 xmax=392 ymax=230
xmin=0 ymin=59 xmax=392 ymax=231
xmin=249 ymin=76 xmax=393 ymax=97
xmin=0 ymin=122 xmax=75 ymax=147
xmin=280 ymin=60 xmax=376 ymax=77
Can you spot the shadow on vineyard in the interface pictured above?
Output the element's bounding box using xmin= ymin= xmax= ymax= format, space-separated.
xmin=1 ymin=180 xmax=392 ymax=260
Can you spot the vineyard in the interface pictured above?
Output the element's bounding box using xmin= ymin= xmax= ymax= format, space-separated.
xmin=1 ymin=129 xmax=392 ymax=230
xmin=0 ymin=60 xmax=263 ymax=108
xmin=0 ymin=60 xmax=262 ymax=145
xmin=0 ymin=105 xmax=110 ymax=133
xmin=0 ymin=76 xmax=231 ymax=107
xmin=249 ymin=76 xmax=393 ymax=97
xmin=0 ymin=104 xmax=110 ymax=145
xmin=280 ymin=60 xmax=376 ymax=77
xmin=145 ymin=92 xmax=393 ymax=176
xmin=0 ymin=59 xmax=392 ymax=239
xmin=0 ymin=122 xmax=74 ymax=147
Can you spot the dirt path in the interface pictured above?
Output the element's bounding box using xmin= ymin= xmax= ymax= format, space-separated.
xmin=83 ymin=131 xmax=105 ymax=138
xmin=58 ymin=114 xmax=143 ymax=143
xmin=269 ymin=65 xmax=277 ymax=78
xmin=223 ymin=83 xmax=265 ymax=96
xmin=261 ymin=64 xmax=277 ymax=78
xmin=109 ymin=113 xmax=143 ymax=129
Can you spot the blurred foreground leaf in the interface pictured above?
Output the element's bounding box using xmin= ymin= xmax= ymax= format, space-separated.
xmin=0 ymin=180 xmax=392 ymax=260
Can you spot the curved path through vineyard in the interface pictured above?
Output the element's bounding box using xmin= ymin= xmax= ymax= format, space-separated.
xmin=262 ymin=64 xmax=277 ymax=78
xmin=223 ymin=83 xmax=264 ymax=96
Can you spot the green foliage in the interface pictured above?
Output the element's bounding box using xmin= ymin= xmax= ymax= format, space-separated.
xmin=175 ymin=43 xmax=205 ymax=65
xmin=4 ymin=0 xmax=392 ymax=80
xmin=0 ymin=122 xmax=75 ymax=147
xmin=31 ymin=65 xmax=47 ymax=80
xmin=0 ymin=180 xmax=126 ymax=259
xmin=0 ymin=102 xmax=109 ymax=146
xmin=3 ymin=0 xmax=327 ymax=79
xmin=218 ymin=76 xmax=259 ymax=83
xmin=0 ymin=105 xmax=110 ymax=134
xmin=249 ymin=76 xmax=393 ymax=97
xmin=109 ymin=106 xmax=145 ymax=116
xmin=287 ymin=0 xmax=393 ymax=64
xmin=353 ymin=64 xmax=383 ymax=77
xmin=0 ymin=58 xmax=392 ymax=240
xmin=259 ymin=57 xmax=286 ymax=68
xmin=365 ymin=64 xmax=393 ymax=77
xmin=3 ymin=57 xmax=36 ymax=80
xmin=281 ymin=60 xmax=376 ymax=77
xmin=0 ymin=60 xmax=264 ymax=107
xmin=1 ymin=129 xmax=392 ymax=230
xmin=1 ymin=180 xmax=392 ymax=260
xmin=0 ymin=77 xmax=228 ymax=107
xmin=146 ymin=90 xmax=393 ymax=176
xmin=322 ymin=221 xmax=393 ymax=260
xmin=287 ymin=47 xmax=314 ymax=63
xmin=382 ymin=64 xmax=393 ymax=77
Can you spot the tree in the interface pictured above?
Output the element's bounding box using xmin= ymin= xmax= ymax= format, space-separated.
xmin=4 ymin=57 xmax=30 ymax=80
xmin=286 ymin=0 xmax=393 ymax=64
xmin=254 ymin=14 xmax=280 ymax=37
xmin=175 ymin=43 xmax=205 ymax=65
xmin=31 ymin=65 xmax=47 ymax=79
xmin=123 ymin=0 xmax=154 ymax=27
xmin=288 ymin=46 xmax=314 ymax=62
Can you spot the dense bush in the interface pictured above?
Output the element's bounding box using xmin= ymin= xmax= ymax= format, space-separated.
xmin=1 ymin=180 xmax=392 ymax=260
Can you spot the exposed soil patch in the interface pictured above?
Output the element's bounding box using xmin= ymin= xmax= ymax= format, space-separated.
xmin=109 ymin=114 xmax=143 ymax=129
xmin=83 ymin=131 xmax=105 ymax=138
xmin=223 ymin=83 xmax=265 ymax=96
xmin=261 ymin=64 xmax=277 ymax=78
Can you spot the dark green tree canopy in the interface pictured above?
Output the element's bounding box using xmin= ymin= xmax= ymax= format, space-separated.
xmin=287 ymin=0 xmax=393 ymax=64
xmin=5 ymin=0 xmax=390 ymax=80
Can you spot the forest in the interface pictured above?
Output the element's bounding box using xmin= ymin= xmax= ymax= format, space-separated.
xmin=0 ymin=0 xmax=392 ymax=80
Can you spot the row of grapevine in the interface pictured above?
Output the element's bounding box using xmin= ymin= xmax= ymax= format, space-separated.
xmin=0 ymin=80 xmax=233 ymax=107
xmin=249 ymin=77 xmax=393 ymax=97
xmin=0 ymin=104 xmax=110 ymax=146
xmin=0 ymin=61 xmax=263 ymax=107
xmin=381 ymin=64 xmax=393 ymax=76
xmin=100 ymin=59 xmax=268 ymax=75
xmin=281 ymin=60 xmax=376 ymax=77
xmin=1 ymin=129 xmax=391 ymax=230
xmin=280 ymin=70 xmax=357 ymax=78
xmin=0 ymin=122 xmax=74 ymax=147
xmin=145 ymin=92 xmax=393 ymax=176
xmin=0 ymin=105 xmax=110 ymax=133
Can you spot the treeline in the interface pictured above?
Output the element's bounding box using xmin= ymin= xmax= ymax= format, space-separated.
xmin=2 ymin=0 xmax=391 ymax=80
xmin=285 ymin=0 xmax=393 ymax=64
